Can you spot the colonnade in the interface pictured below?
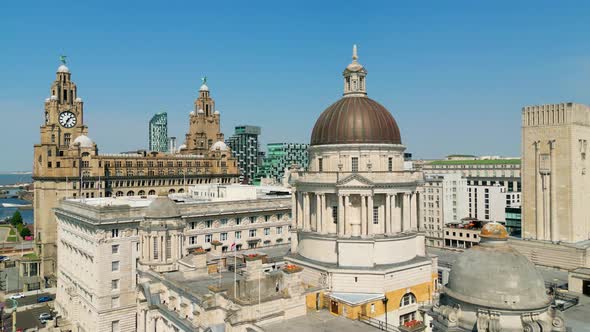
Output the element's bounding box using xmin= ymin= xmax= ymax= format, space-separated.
xmin=139 ymin=232 xmax=184 ymax=263
xmin=292 ymin=190 xmax=418 ymax=237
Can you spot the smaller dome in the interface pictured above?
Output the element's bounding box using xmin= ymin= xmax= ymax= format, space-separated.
xmin=57 ymin=64 xmax=70 ymax=73
xmin=210 ymin=141 xmax=229 ymax=151
xmin=50 ymin=95 xmax=58 ymax=100
xmin=178 ymin=144 xmax=187 ymax=151
xmin=71 ymin=135 xmax=94 ymax=148
xmin=214 ymin=110 xmax=220 ymax=115
xmin=199 ymin=84 xmax=209 ymax=92
xmin=190 ymin=110 xmax=196 ymax=116
xmin=75 ymin=97 xmax=83 ymax=102
xmin=45 ymin=98 xmax=50 ymax=102
xmin=480 ymin=222 xmax=509 ymax=240
xmin=145 ymin=192 xmax=180 ymax=219
xmin=197 ymin=109 xmax=205 ymax=114
xmin=346 ymin=62 xmax=364 ymax=72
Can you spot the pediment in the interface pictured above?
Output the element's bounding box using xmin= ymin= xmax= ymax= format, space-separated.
xmin=336 ymin=173 xmax=374 ymax=187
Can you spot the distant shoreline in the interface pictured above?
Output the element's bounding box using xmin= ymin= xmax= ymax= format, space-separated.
xmin=0 ymin=172 xmax=32 ymax=175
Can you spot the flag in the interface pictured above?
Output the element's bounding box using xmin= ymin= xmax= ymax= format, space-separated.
xmin=230 ymin=243 xmax=236 ymax=251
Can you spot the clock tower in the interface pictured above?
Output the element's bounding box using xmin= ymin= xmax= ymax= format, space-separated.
xmin=33 ymin=59 xmax=93 ymax=281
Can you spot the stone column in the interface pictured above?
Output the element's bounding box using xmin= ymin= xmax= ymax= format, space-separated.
xmin=367 ymin=194 xmax=374 ymax=235
xmin=410 ymin=192 xmax=418 ymax=231
xmin=303 ymin=192 xmax=310 ymax=231
xmin=296 ymin=191 xmax=302 ymax=229
xmin=315 ymin=193 xmax=321 ymax=232
xmin=321 ymin=194 xmax=328 ymax=234
xmin=550 ymin=140 xmax=559 ymax=242
xmin=344 ymin=195 xmax=350 ymax=237
xmin=338 ymin=194 xmax=345 ymax=237
xmin=385 ymin=194 xmax=391 ymax=234
xmin=360 ymin=195 xmax=367 ymax=236
xmin=534 ymin=141 xmax=544 ymax=239
xmin=291 ymin=190 xmax=297 ymax=229
xmin=403 ymin=193 xmax=411 ymax=232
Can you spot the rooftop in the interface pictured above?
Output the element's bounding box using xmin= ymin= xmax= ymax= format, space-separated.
xmin=427 ymin=158 xmax=521 ymax=166
xmin=263 ymin=310 xmax=382 ymax=332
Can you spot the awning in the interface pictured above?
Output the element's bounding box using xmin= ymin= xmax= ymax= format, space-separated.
xmin=329 ymin=292 xmax=385 ymax=306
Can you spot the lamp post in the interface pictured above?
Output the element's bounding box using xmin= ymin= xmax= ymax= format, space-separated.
xmin=382 ymin=297 xmax=389 ymax=329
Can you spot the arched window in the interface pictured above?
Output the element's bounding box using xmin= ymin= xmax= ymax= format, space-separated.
xmin=116 ymin=191 xmax=124 ymax=197
xmin=126 ymin=191 xmax=134 ymax=196
xmin=178 ymin=188 xmax=184 ymax=193
xmin=138 ymin=190 xmax=145 ymax=196
xmin=168 ymin=189 xmax=176 ymax=194
xmin=148 ymin=190 xmax=156 ymax=196
xmin=400 ymin=293 xmax=416 ymax=307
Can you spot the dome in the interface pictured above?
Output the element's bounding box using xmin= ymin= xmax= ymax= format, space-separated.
xmin=214 ymin=110 xmax=220 ymax=115
xmin=190 ymin=110 xmax=196 ymax=116
xmin=199 ymin=83 xmax=209 ymax=92
xmin=145 ymin=192 xmax=180 ymax=219
xmin=445 ymin=224 xmax=550 ymax=311
xmin=71 ymin=135 xmax=94 ymax=148
xmin=57 ymin=64 xmax=70 ymax=73
xmin=50 ymin=95 xmax=58 ymax=100
xmin=75 ymin=97 xmax=83 ymax=102
xmin=178 ymin=144 xmax=187 ymax=152
xmin=310 ymin=96 xmax=402 ymax=146
xmin=45 ymin=98 xmax=50 ymax=102
xmin=210 ymin=141 xmax=229 ymax=151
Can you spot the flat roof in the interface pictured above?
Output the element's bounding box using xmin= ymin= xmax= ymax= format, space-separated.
xmin=427 ymin=159 xmax=521 ymax=166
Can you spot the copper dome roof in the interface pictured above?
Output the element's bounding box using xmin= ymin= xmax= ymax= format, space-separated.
xmin=310 ymin=96 xmax=402 ymax=146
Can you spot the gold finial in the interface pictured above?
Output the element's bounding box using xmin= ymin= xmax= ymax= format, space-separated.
xmin=352 ymin=44 xmax=358 ymax=61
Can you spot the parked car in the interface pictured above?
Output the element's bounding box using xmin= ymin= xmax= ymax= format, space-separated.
xmin=37 ymin=296 xmax=52 ymax=303
xmin=39 ymin=313 xmax=52 ymax=323
xmin=9 ymin=293 xmax=24 ymax=300
xmin=0 ymin=256 xmax=9 ymax=262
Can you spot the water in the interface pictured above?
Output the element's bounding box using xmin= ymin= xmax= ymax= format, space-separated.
xmin=0 ymin=174 xmax=33 ymax=224
xmin=0 ymin=174 xmax=32 ymax=185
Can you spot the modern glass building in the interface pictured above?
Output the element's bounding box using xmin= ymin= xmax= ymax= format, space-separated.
xmin=225 ymin=125 xmax=261 ymax=184
xmin=149 ymin=112 xmax=168 ymax=152
xmin=255 ymin=143 xmax=309 ymax=184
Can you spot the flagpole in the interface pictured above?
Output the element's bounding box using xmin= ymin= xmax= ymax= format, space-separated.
xmin=234 ymin=245 xmax=237 ymax=298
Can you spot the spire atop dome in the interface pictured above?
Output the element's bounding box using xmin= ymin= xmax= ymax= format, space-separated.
xmin=343 ymin=44 xmax=367 ymax=97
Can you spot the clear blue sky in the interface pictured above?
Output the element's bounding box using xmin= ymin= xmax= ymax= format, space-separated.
xmin=2 ymin=0 xmax=590 ymax=171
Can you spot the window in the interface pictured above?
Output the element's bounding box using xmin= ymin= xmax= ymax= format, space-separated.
xmin=276 ymin=226 xmax=283 ymax=234
xmin=332 ymin=206 xmax=338 ymax=223
xmin=235 ymin=218 xmax=242 ymax=225
xmin=221 ymin=232 xmax=228 ymax=241
xmin=189 ymin=236 xmax=196 ymax=245
xmin=111 ymin=229 xmax=119 ymax=238
xmin=111 ymin=261 xmax=120 ymax=272
xmin=277 ymin=213 xmax=283 ymax=220
xmin=249 ymin=229 xmax=256 ymax=237
xmin=112 ymin=320 xmax=120 ymax=332
xmin=111 ymin=279 xmax=119 ymax=290
xmin=388 ymin=157 xmax=393 ymax=172
xmin=111 ymin=297 xmax=120 ymax=308
xmin=166 ymin=236 xmax=171 ymax=259
xmin=205 ymin=234 xmax=212 ymax=243
xmin=235 ymin=231 xmax=242 ymax=239
xmin=351 ymin=157 xmax=358 ymax=172
xmin=373 ymin=206 xmax=379 ymax=224
xmin=318 ymin=158 xmax=323 ymax=172
xmin=221 ymin=218 xmax=228 ymax=226
xmin=112 ymin=245 xmax=119 ymax=254
xmin=205 ymin=220 xmax=213 ymax=228
xmin=400 ymin=312 xmax=416 ymax=325
xmin=153 ymin=237 xmax=158 ymax=259
xmin=264 ymin=215 xmax=270 ymax=222
xmin=400 ymin=293 xmax=416 ymax=307
xmin=250 ymin=216 xmax=256 ymax=223
xmin=264 ymin=228 xmax=270 ymax=236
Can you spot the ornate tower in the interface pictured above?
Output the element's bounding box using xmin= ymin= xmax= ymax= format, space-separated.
xmin=343 ymin=45 xmax=367 ymax=97
xmin=182 ymin=78 xmax=225 ymax=155
xmin=33 ymin=58 xmax=93 ymax=280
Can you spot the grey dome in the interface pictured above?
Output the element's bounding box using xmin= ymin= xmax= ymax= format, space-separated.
xmin=145 ymin=193 xmax=180 ymax=219
xmin=445 ymin=238 xmax=550 ymax=311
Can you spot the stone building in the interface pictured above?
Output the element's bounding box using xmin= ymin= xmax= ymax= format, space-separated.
xmin=286 ymin=46 xmax=437 ymax=328
xmin=54 ymin=190 xmax=294 ymax=331
xmin=429 ymin=223 xmax=566 ymax=331
xmin=33 ymin=61 xmax=239 ymax=283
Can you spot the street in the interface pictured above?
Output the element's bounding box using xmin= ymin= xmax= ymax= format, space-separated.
xmin=4 ymin=292 xmax=53 ymax=307
xmin=1 ymin=304 xmax=51 ymax=331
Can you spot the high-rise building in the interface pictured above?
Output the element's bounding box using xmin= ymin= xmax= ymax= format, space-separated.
xmin=149 ymin=112 xmax=168 ymax=152
xmin=256 ymin=143 xmax=309 ymax=184
xmin=32 ymin=61 xmax=239 ymax=282
xmin=226 ymin=125 xmax=261 ymax=184
xmin=287 ymin=46 xmax=436 ymax=327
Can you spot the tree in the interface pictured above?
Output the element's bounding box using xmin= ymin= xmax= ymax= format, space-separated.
xmin=10 ymin=211 xmax=23 ymax=226
xmin=19 ymin=227 xmax=31 ymax=238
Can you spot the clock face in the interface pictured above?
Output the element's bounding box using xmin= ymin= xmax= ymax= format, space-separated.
xmin=59 ymin=111 xmax=77 ymax=128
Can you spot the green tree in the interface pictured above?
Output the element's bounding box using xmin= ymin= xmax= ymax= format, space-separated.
xmin=20 ymin=227 xmax=31 ymax=238
xmin=10 ymin=210 xmax=23 ymax=226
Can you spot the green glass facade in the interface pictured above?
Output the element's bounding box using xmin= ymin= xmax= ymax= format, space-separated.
xmin=505 ymin=206 xmax=522 ymax=238
xmin=255 ymin=143 xmax=309 ymax=184
xmin=149 ymin=112 xmax=168 ymax=152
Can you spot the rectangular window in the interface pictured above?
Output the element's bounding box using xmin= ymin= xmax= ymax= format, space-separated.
xmin=351 ymin=157 xmax=359 ymax=172
xmin=205 ymin=234 xmax=212 ymax=243
xmin=111 ymin=279 xmax=119 ymax=290
xmin=111 ymin=297 xmax=120 ymax=308
xmin=250 ymin=216 xmax=256 ymax=223
xmin=112 ymin=320 xmax=120 ymax=332
xmin=235 ymin=231 xmax=242 ymax=239
xmin=388 ymin=157 xmax=393 ymax=172
xmin=264 ymin=215 xmax=270 ymax=222
xmin=221 ymin=232 xmax=228 ymax=241
xmin=264 ymin=228 xmax=270 ymax=236
xmin=276 ymin=226 xmax=283 ymax=234
xmin=166 ymin=236 xmax=171 ymax=259
xmin=189 ymin=236 xmax=196 ymax=245
xmin=373 ymin=206 xmax=379 ymax=224
xmin=235 ymin=218 xmax=242 ymax=225
xmin=221 ymin=218 xmax=228 ymax=226
xmin=112 ymin=245 xmax=119 ymax=254
xmin=153 ymin=237 xmax=158 ymax=259
xmin=332 ymin=206 xmax=338 ymax=223
xmin=318 ymin=158 xmax=323 ymax=172
xmin=111 ymin=261 xmax=120 ymax=272
xmin=205 ymin=220 xmax=213 ymax=228
xmin=249 ymin=229 xmax=256 ymax=237
xmin=111 ymin=229 xmax=119 ymax=238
